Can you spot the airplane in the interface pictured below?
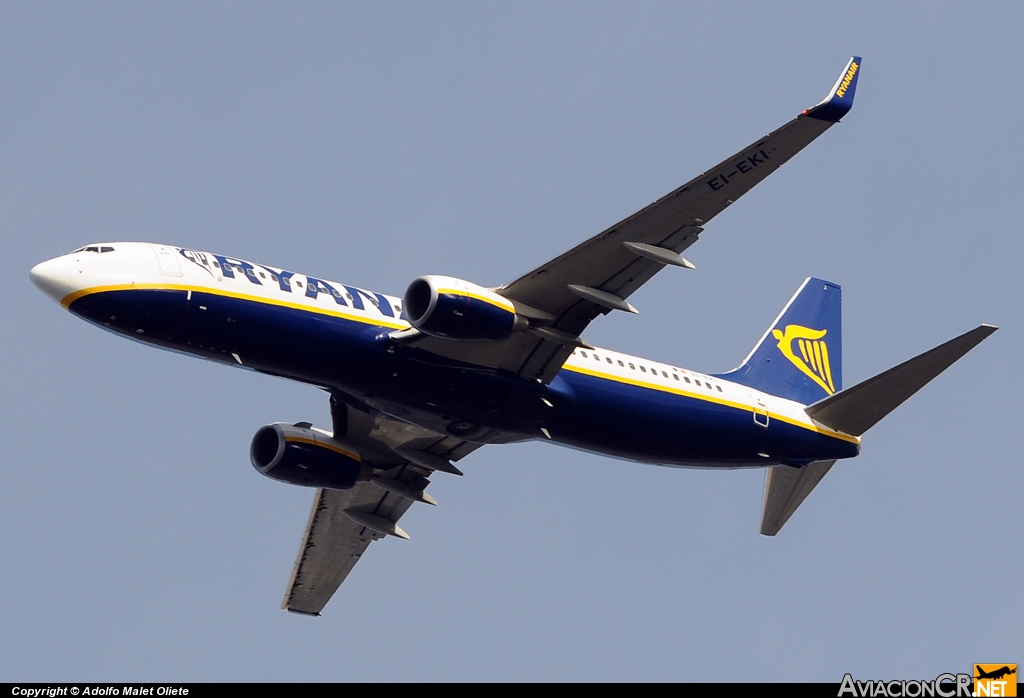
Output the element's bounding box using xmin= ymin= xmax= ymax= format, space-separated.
xmin=29 ymin=57 xmax=997 ymax=616
xmin=976 ymin=666 xmax=1017 ymax=681
xmin=974 ymin=663 xmax=1015 ymax=679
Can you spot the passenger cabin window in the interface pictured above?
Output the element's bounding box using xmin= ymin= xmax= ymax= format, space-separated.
xmin=618 ymin=360 xmax=624 ymax=367
xmin=606 ymin=357 xmax=613 ymax=364
xmin=628 ymin=363 xmax=635 ymax=369
xmin=684 ymin=377 xmax=691 ymax=384
xmin=716 ymin=385 xmax=723 ymax=392
xmin=580 ymin=351 xmax=588 ymax=358
xmin=640 ymin=366 xmax=646 ymax=373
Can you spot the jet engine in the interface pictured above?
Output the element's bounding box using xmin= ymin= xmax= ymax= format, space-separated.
xmin=250 ymin=422 xmax=373 ymax=490
xmin=404 ymin=275 xmax=526 ymax=341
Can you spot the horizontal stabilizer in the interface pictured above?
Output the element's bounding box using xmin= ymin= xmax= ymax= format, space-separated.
xmin=760 ymin=460 xmax=835 ymax=536
xmin=806 ymin=325 xmax=997 ymax=437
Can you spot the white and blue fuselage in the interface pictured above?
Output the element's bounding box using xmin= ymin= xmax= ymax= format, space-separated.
xmin=30 ymin=242 xmax=860 ymax=468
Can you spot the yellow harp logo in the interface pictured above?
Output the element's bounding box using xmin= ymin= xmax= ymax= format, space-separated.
xmin=772 ymin=325 xmax=836 ymax=395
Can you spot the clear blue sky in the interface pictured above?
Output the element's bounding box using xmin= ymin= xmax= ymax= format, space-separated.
xmin=2 ymin=2 xmax=1020 ymax=682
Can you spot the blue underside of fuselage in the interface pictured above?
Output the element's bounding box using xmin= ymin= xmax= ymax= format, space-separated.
xmin=69 ymin=288 xmax=858 ymax=467
xmin=552 ymin=370 xmax=856 ymax=466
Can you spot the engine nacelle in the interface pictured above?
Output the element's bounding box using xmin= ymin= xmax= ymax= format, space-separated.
xmin=404 ymin=275 xmax=526 ymax=341
xmin=250 ymin=422 xmax=373 ymax=490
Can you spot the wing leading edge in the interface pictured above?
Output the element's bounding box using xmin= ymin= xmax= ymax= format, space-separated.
xmin=407 ymin=57 xmax=862 ymax=383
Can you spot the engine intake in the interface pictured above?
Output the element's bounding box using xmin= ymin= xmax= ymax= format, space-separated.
xmin=250 ymin=422 xmax=372 ymax=490
xmin=404 ymin=275 xmax=525 ymax=341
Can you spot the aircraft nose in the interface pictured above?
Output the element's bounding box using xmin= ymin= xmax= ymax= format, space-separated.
xmin=30 ymin=257 xmax=71 ymax=304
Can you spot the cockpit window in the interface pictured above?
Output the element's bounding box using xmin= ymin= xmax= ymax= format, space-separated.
xmin=71 ymin=245 xmax=115 ymax=253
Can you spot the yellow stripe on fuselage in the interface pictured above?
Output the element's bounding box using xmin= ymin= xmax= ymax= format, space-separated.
xmin=561 ymin=363 xmax=860 ymax=445
xmin=63 ymin=282 xmax=858 ymax=445
xmin=61 ymin=282 xmax=408 ymax=330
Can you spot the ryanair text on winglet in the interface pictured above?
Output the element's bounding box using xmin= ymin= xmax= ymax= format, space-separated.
xmin=836 ymin=62 xmax=859 ymax=98
xmin=838 ymin=673 xmax=974 ymax=698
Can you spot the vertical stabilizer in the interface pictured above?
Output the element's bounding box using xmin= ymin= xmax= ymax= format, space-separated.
xmin=720 ymin=278 xmax=842 ymax=405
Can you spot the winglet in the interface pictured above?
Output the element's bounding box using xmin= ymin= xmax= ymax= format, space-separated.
xmin=805 ymin=56 xmax=862 ymax=123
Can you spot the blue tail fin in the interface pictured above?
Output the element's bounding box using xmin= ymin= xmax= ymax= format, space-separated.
xmin=719 ymin=278 xmax=842 ymax=405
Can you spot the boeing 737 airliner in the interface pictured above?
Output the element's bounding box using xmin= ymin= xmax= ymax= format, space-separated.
xmin=29 ymin=57 xmax=996 ymax=615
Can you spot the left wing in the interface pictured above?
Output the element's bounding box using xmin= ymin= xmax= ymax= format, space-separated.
xmin=407 ymin=57 xmax=862 ymax=382
xmin=281 ymin=395 xmax=482 ymax=616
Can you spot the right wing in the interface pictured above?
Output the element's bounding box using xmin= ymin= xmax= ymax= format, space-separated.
xmin=406 ymin=57 xmax=863 ymax=383
xmin=281 ymin=395 xmax=482 ymax=616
